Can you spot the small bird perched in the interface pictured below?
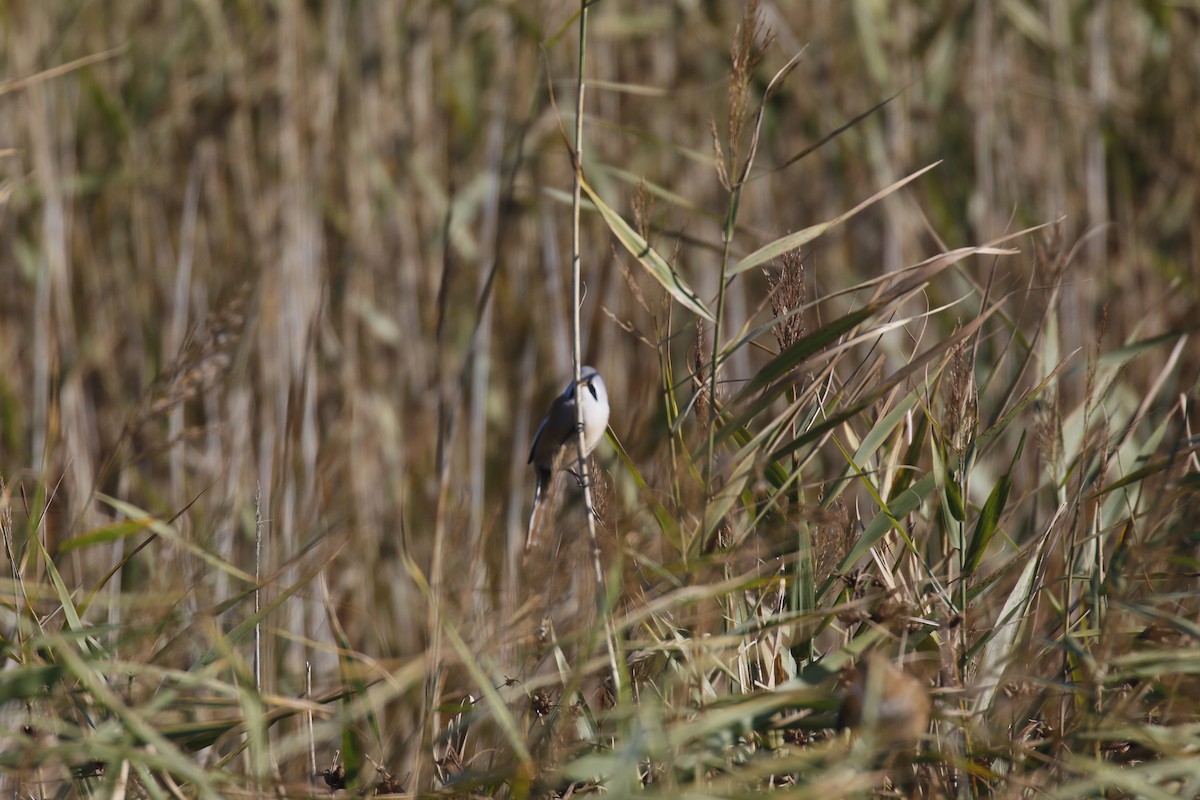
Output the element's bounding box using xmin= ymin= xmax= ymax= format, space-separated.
xmin=526 ymin=366 xmax=610 ymax=550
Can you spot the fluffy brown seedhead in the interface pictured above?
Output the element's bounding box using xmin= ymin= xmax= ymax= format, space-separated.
xmin=712 ymin=0 xmax=774 ymax=191
xmin=727 ymin=0 xmax=772 ymax=162
xmin=633 ymin=179 xmax=654 ymax=244
xmin=811 ymin=495 xmax=852 ymax=582
xmin=944 ymin=319 xmax=977 ymax=455
xmin=1037 ymin=220 xmax=1071 ymax=287
xmin=589 ymin=458 xmax=610 ymax=522
xmin=766 ymin=248 xmax=807 ymax=351
xmin=710 ymin=117 xmax=731 ymax=191
xmin=692 ymin=322 xmax=713 ymax=424
xmin=1034 ymin=390 xmax=1064 ymax=478
xmin=133 ymin=285 xmax=250 ymax=429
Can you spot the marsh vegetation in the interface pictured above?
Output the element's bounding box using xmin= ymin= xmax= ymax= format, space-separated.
xmin=2 ymin=2 xmax=1199 ymax=797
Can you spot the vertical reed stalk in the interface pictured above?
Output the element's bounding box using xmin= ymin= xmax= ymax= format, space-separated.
xmin=570 ymin=0 xmax=621 ymax=697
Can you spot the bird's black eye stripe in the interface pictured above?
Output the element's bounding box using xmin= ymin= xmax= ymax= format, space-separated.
xmin=587 ymin=382 xmax=598 ymax=400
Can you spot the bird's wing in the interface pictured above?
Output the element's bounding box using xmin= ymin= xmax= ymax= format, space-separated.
xmin=528 ymin=414 xmax=550 ymax=464
xmin=555 ymin=413 xmax=578 ymax=450
xmin=530 ymin=393 xmax=574 ymax=464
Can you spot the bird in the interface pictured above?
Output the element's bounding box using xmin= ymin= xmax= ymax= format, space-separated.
xmin=526 ymin=366 xmax=610 ymax=550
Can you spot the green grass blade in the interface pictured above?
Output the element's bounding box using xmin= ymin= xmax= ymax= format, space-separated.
xmin=971 ymin=504 xmax=1062 ymax=714
xmin=580 ymin=175 xmax=714 ymax=321
xmin=964 ymin=432 xmax=1025 ymax=575
xmin=98 ymin=494 xmax=255 ymax=584
xmin=730 ymin=161 xmax=942 ymax=276
xmin=56 ymin=518 xmax=152 ymax=555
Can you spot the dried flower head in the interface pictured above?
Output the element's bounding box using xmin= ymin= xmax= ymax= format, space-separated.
xmin=944 ymin=319 xmax=977 ymax=455
xmin=133 ymin=286 xmax=250 ymax=428
xmin=530 ymin=689 xmax=555 ymax=719
xmin=765 ymin=248 xmax=807 ymax=351
xmin=692 ymin=322 xmax=713 ymax=424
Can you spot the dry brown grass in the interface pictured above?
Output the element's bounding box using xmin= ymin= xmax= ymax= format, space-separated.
xmin=1 ymin=2 xmax=1199 ymax=797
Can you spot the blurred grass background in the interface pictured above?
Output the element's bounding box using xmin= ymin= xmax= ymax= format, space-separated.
xmin=2 ymin=1 xmax=1199 ymax=796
